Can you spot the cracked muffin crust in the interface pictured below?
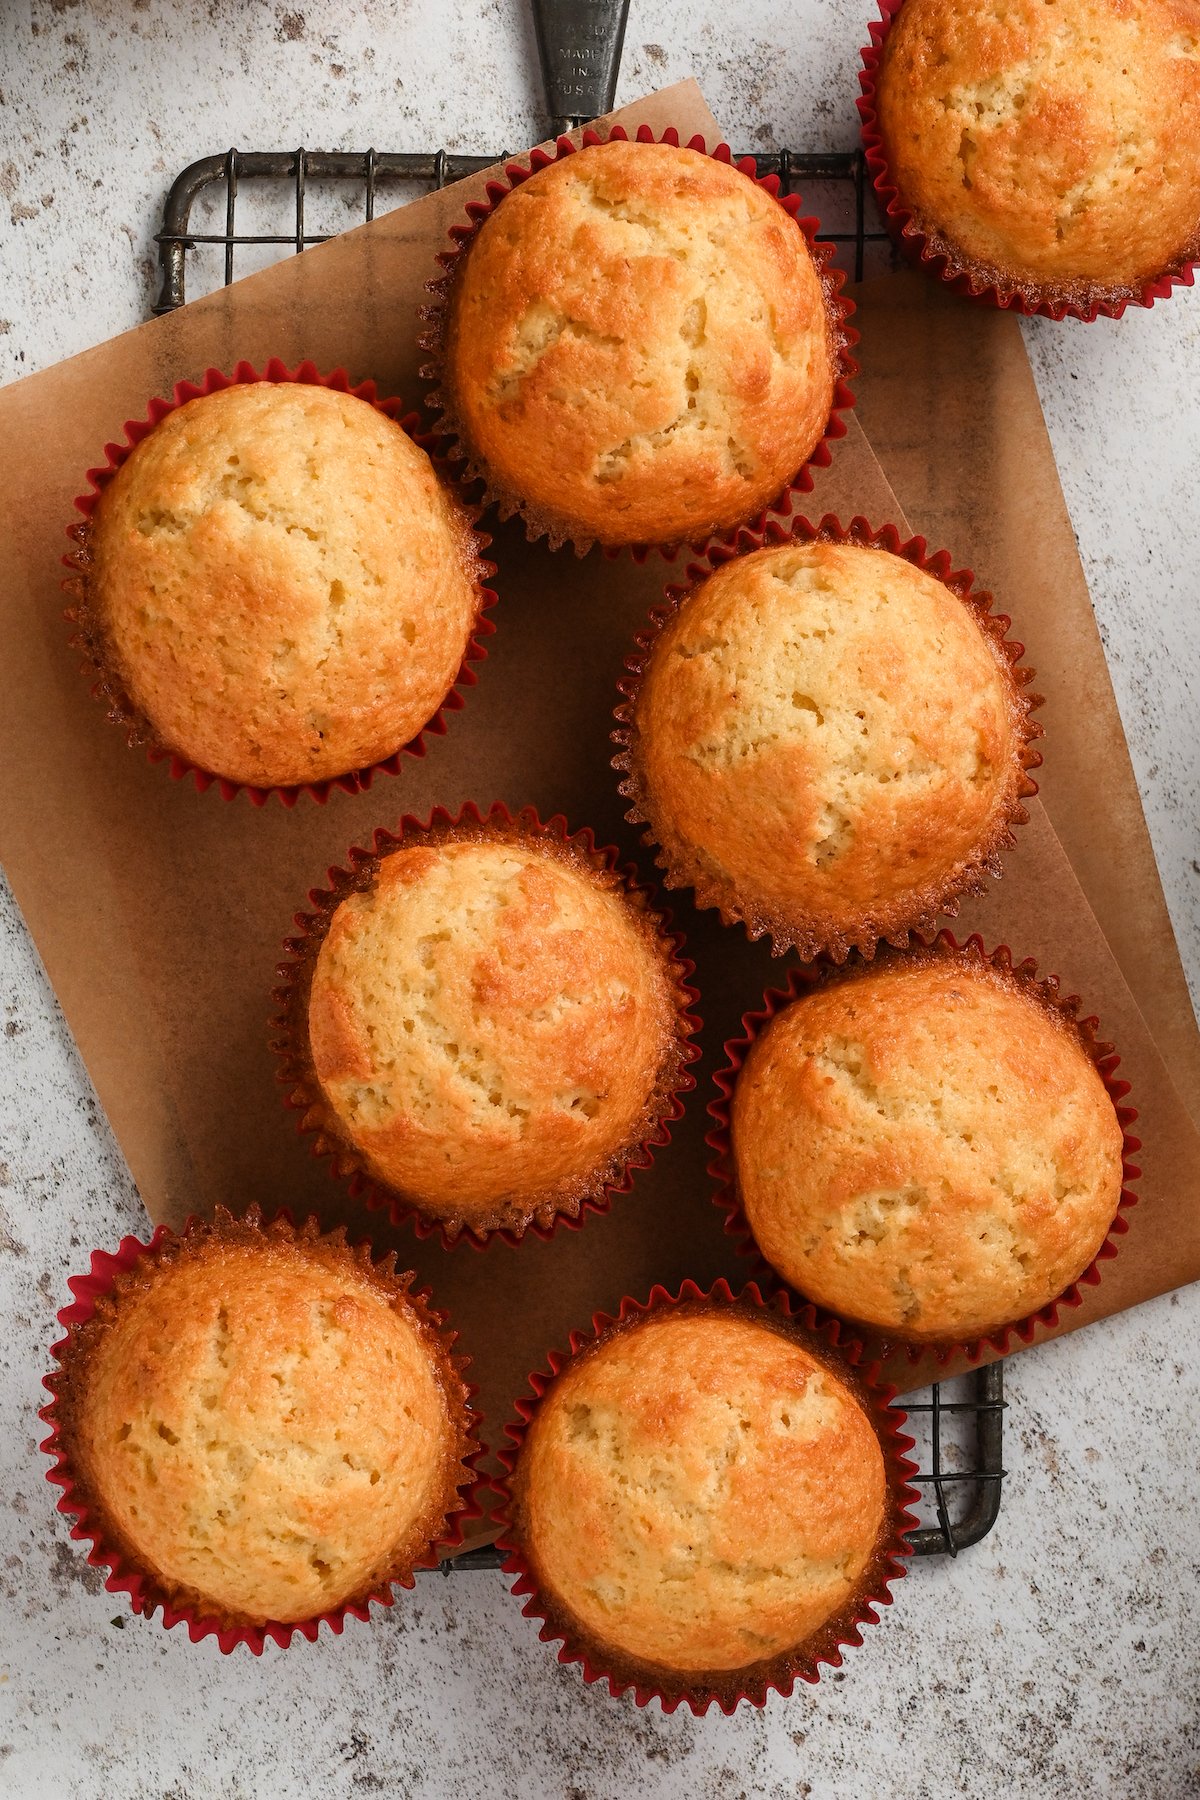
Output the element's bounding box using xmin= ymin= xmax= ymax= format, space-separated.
xmin=439 ymin=139 xmax=841 ymax=547
xmin=83 ymin=381 xmax=485 ymax=788
xmin=46 ymin=1210 xmax=473 ymax=1629
xmin=507 ymin=1303 xmax=892 ymax=1692
xmin=304 ymin=822 xmax=687 ymax=1237
xmin=873 ymin=0 xmax=1200 ymax=307
xmin=622 ymin=533 xmax=1040 ymax=958
xmin=729 ymin=947 xmax=1126 ymax=1344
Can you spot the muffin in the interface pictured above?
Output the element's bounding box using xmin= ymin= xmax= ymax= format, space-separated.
xmin=433 ymin=136 xmax=848 ymax=549
xmin=283 ymin=808 xmax=695 ymax=1240
xmin=725 ymin=943 xmax=1129 ymax=1345
xmin=868 ymin=0 xmax=1200 ymax=312
xmin=78 ymin=377 xmax=487 ymax=789
xmin=617 ymin=527 xmax=1041 ymax=959
xmin=44 ymin=1209 xmax=474 ymax=1633
xmin=501 ymin=1294 xmax=910 ymax=1707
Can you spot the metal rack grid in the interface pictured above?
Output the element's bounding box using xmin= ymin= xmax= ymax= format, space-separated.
xmin=153 ymin=146 xmax=890 ymax=315
xmin=148 ymin=145 xmax=1007 ymax=1563
xmin=434 ymin=1363 xmax=1007 ymax=1573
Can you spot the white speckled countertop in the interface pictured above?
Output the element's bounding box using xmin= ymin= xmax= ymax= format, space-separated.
xmin=1 ymin=3 xmax=1198 ymax=1795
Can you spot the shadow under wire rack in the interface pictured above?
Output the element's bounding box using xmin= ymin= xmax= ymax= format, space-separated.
xmin=145 ymin=4 xmax=1007 ymax=1563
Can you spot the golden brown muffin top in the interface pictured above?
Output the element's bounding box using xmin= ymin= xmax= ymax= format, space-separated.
xmin=441 ymin=140 xmax=839 ymax=548
xmin=51 ymin=1215 xmax=470 ymax=1626
xmin=731 ymin=950 xmax=1125 ymax=1343
xmin=512 ymin=1307 xmax=888 ymax=1682
xmin=86 ymin=382 xmax=483 ymax=787
xmin=307 ymin=831 xmax=681 ymax=1235
xmin=876 ymin=0 xmax=1200 ymax=301
xmin=626 ymin=539 xmax=1035 ymax=957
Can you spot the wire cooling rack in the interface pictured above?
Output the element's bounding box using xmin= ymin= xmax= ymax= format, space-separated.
xmin=434 ymin=1362 xmax=1007 ymax=1572
xmin=146 ymin=19 xmax=1008 ymax=1562
xmin=152 ymin=146 xmax=890 ymax=313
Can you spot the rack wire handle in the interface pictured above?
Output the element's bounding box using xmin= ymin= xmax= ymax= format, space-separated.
xmin=532 ymin=0 xmax=631 ymax=134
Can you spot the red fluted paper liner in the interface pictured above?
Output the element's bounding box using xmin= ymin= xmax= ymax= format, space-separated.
xmin=38 ymin=1206 xmax=485 ymax=1653
xmin=613 ymin=514 xmax=1044 ymax=960
xmin=63 ymin=359 xmax=498 ymax=807
xmin=419 ymin=123 xmax=858 ymax=558
xmin=270 ymin=799 xmax=702 ymax=1249
xmin=491 ymin=1278 xmax=920 ymax=1713
xmin=858 ymin=0 xmax=1200 ymax=322
xmin=706 ymin=932 xmax=1142 ymax=1367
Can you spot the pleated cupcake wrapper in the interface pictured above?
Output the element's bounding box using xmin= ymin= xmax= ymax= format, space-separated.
xmin=38 ymin=1205 xmax=485 ymax=1653
xmin=706 ymin=931 xmax=1142 ymax=1369
xmin=491 ymin=1277 xmax=921 ymax=1714
xmin=858 ymin=0 xmax=1200 ymax=322
xmin=419 ymin=123 xmax=858 ymax=558
xmin=612 ymin=513 xmax=1044 ymax=961
xmin=62 ymin=358 xmax=498 ymax=807
xmin=270 ymin=798 xmax=703 ymax=1250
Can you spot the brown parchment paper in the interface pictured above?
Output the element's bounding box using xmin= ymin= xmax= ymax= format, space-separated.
xmin=1 ymin=83 xmax=1198 ymax=1491
xmin=850 ymin=273 xmax=1200 ymax=1128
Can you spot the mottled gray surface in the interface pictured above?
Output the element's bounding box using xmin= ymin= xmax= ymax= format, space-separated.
xmin=1 ymin=3 xmax=1198 ymax=1795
